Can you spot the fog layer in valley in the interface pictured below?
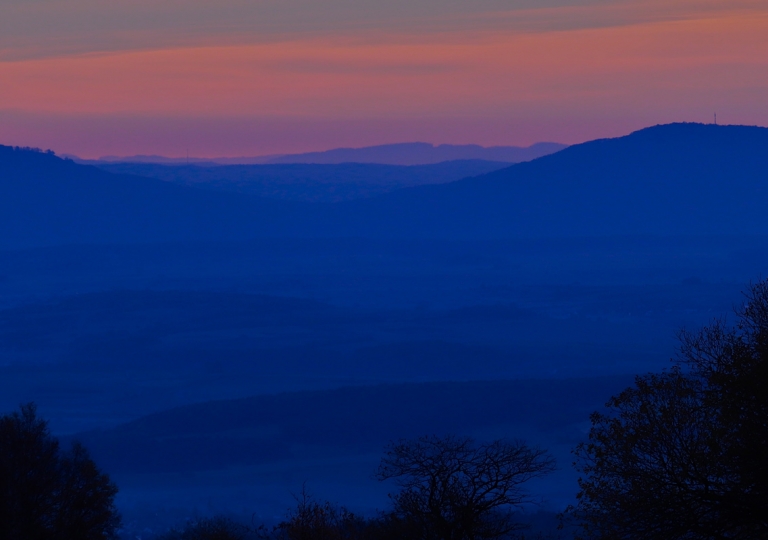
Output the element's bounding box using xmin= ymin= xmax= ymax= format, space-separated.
xmin=1 ymin=124 xmax=767 ymax=536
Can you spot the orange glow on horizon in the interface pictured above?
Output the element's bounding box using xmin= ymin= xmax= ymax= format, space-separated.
xmin=1 ymin=2 xmax=767 ymax=156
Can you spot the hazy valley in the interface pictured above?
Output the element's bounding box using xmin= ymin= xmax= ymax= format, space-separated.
xmin=2 ymin=124 xmax=768 ymax=537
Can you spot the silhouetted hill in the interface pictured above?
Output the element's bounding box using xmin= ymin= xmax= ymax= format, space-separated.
xmin=0 ymin=146 xmax=305 ymax=248
xmin=334 ymin=123 xmax=768 ymax=238
xmin=265 ymin=142 xmax=566 ymax=165
xmin=71 ymin=377 xmax=631 ymax=473
xmin=92 ymin=160 xmax=512 ymax=202
xmin=4 ymin=123 xmax=768 ymax=247
xmin=63 ymin=377 xmax=632 ymax=527
xmin=0 ymin=286 xmax=666 ymax=405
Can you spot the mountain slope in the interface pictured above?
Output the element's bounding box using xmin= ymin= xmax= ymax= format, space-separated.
xmin=3 ymin=123 xmax=768 ymax=247
xmin=0 ymin=146 xmax=308 ymax=248
xmin=332 ymin=123 xmax=768 ymax=238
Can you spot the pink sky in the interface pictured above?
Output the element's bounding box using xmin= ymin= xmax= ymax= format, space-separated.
xmin=1 ymin=0 xmax=767 ymax=157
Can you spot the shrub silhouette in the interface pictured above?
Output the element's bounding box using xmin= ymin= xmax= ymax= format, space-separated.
xmin=269 ymin=490 xmax=371 ymax=540
xmin=158 ymin=516 xmax=255 ymax=540
xmin=377 ymin=435 xmax=556 ymax=540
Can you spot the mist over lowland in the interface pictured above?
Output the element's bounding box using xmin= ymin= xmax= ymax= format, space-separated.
xmin=2 ymin=122 xmax=768 ymax=536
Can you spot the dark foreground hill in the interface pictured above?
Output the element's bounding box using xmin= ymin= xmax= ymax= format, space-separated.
xmin=3 ymin=282 xmax=707 ymax=433
xmin=65 ymin=376 xmax=630 ymax=474
xmin=65 ymin=377 xmax=632 ymax=532
xmin=3 ymin=123 xmax=768 ymax=248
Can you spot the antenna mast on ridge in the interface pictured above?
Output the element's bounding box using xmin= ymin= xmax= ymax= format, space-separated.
xmin=714 ymin=113 xmax=717 ymax=125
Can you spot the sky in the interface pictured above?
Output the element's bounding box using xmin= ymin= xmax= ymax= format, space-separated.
xmin=1 ymin=0 xmax=767 ymax=158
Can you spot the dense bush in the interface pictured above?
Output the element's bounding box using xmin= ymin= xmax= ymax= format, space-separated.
xmin=157 ymin=516 xmax=256 ymax=540
xmin=573 ymin=280 xmax=768 ymax=539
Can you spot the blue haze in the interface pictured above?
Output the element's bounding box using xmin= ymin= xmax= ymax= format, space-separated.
xmin=1 ymin=122 xmax=767 ymax=535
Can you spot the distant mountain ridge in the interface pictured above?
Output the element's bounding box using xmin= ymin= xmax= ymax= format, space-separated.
xmin=85 ymin=141 xmax=566 ymax=166
xmin=3 ymin=123 xmax=768 ymax=248
xmin=264 ymin=141 xmax=566 ymax=165
xmin=329 ymin=122 xmax=768 ymax=238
